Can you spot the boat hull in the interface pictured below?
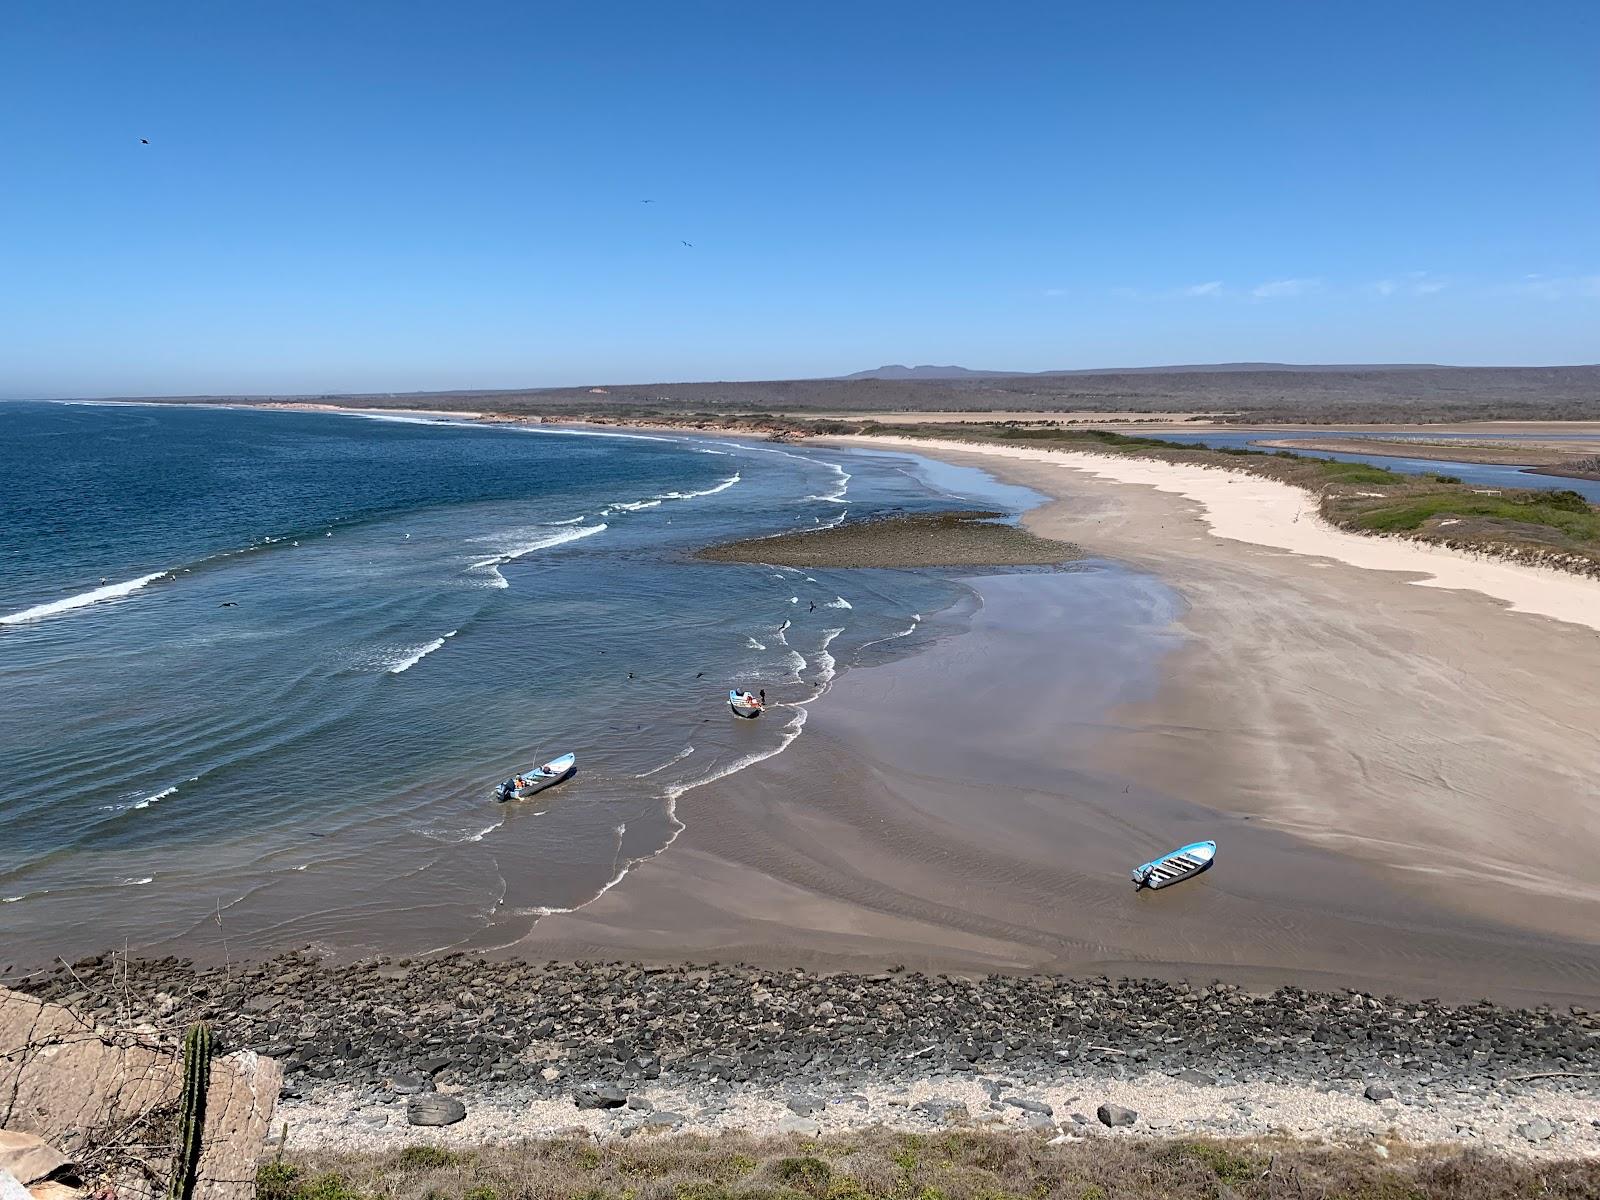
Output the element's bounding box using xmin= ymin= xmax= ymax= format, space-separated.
xmin=495 ymin=753 xmax=577 ymax=802
xmin=1132 ymin=839 xmax=1216 ymax=889
xmin=729 ymin=690 xmax=763 ymax=719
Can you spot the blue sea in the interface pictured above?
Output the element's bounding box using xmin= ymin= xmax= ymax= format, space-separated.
xmin=0 ymin=402 xmax=1036 ymax=964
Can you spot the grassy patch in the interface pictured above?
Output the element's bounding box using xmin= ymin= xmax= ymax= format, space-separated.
xmin=262 ymin=1131 xmax=1598 ymax=1200
xmin=1345 ymin=492 xmax=1600 ymax=537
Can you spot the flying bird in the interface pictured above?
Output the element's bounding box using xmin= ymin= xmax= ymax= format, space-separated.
xmin=139 ymin=138 xmax=150 ymax=145
xmin=640 ymin=199 xmax=655 ymax=204
xmin=681 ymin=240 xmax=693 ymax=248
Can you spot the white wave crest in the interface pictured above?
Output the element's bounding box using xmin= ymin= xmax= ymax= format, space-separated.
xmin=1 ymin=571 xmax=170 ymax=626
xmin=804 ymin=462 xmax=851 ymax=503
xmin=745 ymin=636 xmax=767 ymax=650
xmin=657 ymin=473 xmax=740 ymax=501
xmin=388 ymin=630 xmax=457 ymax=674
xmin=120 ymin=877 xmax=154 ymax=886
xmin=638 ymin=745 xmax=695 ymax=777
xmin=470 ymin=522 xmax=608 ymax=571
xmin=825 ymin=596 xmax=852 ymax=610
xmin=134 ymin=785 xmax=179 ymax=810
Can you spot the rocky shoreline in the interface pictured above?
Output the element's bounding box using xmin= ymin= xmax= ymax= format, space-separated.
xmin=10 ymin=954 xmax=1597 ymax=1159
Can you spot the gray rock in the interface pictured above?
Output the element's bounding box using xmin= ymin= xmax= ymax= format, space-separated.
xmin=390 ymin=1072 xmax=429 ymax=1095
xmin=1364 ymin=1083 xmax=1395 ymax=1102
xmin=406 ymin=1093 xmax=466 ymax=1126
xmin=626 ymin=1095 xmax=654 ymax=1112
xmin=1025 ymin=1113 xmax=1055 ymax=1132
xmin=778 ymin=1114 xmax=821 ymax=1136
xmin=786 ymin=1094 xmax=825 ymax=1116
xmin=913 ymin=1098 xmax=970 ymax=1123
xmin=1096 ymin=1103 xmax=1138 ymax=1128
xmin=574 ymin=1083 xmax=628 ymax=1110
xmin=1517 ymin=1118 xmax=1555 ymax=1142
xmin=1177 ymin=1069 xmax=1216 ymax=1086
xmin=1004 ymin=1096 xmax=1053 ymax=1116
xmin=646 ymin=1110 xmax=686 ymax=1128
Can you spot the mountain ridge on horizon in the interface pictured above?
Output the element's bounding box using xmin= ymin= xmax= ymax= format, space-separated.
xmin=839 ymin=361 xmax=1450 ymax=381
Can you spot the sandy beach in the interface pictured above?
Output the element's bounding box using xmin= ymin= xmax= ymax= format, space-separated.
xmin=520 ymin=436 xmax=1600 ymax=1005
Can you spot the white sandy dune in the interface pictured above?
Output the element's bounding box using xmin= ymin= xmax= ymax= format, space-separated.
xmin=852 ymin=436 xmax=1600 ymax=635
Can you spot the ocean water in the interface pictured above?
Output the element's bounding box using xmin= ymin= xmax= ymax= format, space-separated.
xmin=0 ymin=402 xmax=1033 ymax=964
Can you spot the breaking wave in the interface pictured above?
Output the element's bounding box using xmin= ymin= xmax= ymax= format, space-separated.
xmin=1 ymin=571 xmax=171 ymax=627
xmin=470 ymin=522 xmax=608 ymax=572
xmin=388 ymin=630 xmax=458 ymax=674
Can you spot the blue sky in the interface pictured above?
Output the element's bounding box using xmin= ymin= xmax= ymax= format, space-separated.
xmin=2 ymin=1 xmax=1596 ymax=395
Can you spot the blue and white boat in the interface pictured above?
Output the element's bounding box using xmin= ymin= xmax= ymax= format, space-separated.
xmin=729 ymin=689 xmax=764 ymax=719
xmin=495 ymin=752 xmax=576 ymax=801
xmin=1131 ymin=840 xmax=1215 ymax=889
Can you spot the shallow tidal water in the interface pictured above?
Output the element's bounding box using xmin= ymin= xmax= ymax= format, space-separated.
xmin=1 ymin=402 xmax=1089 ymax=964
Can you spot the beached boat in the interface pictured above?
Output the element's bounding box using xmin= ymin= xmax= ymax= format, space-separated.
xmin=729 ymin=689 xmax=764 ymax=719
xmin=495 ymin=752 xmax=576 ymax=801
xmin=1131 ymin=839 xmax=1215 ymax=889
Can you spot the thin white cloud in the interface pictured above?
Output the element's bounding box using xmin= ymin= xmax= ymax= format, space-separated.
xmin=1182 ymin=281 xmax=1225 ymax=297
xmin=1250 ymin=277 xmax=1321 ymax=299
xmin=1042 ymin=287 xmax=1070 ymax=297
xmin=1507 ymin=274 xmax=1600 ymax=299
xmin=1370 ymin=272 xmax=1447 ymax=297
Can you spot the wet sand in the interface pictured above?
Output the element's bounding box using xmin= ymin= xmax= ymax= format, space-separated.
xmin=519 ymin=442 xmax=1600 ymax=1005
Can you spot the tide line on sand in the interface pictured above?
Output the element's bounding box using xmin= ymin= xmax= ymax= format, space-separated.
xmin=853 ymin=436 xmax=1600 ymax=636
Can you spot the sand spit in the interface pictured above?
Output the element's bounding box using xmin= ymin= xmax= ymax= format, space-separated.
xmin=842 ymin=436 xmax=1600 ymax=634
xmin=697 ymin=510 xmax=1080 ymax=569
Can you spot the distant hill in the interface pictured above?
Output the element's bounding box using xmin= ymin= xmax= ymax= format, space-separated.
xmin=840 ymin=365 xmax=1012 ymax=380
xmin=82 ymin=364 xmax=1600 ymax=425
xmin=843 ymin=362 xmax=1444 ymax=380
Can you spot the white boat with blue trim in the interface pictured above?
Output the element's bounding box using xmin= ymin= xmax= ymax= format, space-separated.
xmin=1131 ymin=839 xmax=1215 ymax=889
xmin=495 ymin=752 xmax=576 ymax=801
xmin=729 ymin=689 xmax=765 ymax=719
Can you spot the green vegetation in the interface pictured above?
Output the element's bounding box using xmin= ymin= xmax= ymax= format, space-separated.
xmin=257 ymin=1130 xmax=1600 ymax=1200
xmin=853 ymin=421 xmax=1600 ymax=574
xmin=168 ymin=1022 xmax=212 ymax=1200
xmin=1344 ymin=492 xmax=1600 ymax=537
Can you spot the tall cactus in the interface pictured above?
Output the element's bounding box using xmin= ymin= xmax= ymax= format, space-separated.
xmin=168 ymin=1021 xmax=213 ymax=1200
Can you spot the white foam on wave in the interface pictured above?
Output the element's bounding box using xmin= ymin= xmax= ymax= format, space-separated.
xmin=388 ymin=630 xmax=457 ymax=674
xmin=1 ymin=571 xmax=170 ymax=626
xmin=2 ymin=889 xmax=47 ymax=904
xmin=638 ymin=745 xmax=695 ymax=777
xmin=341 ymin=411 xmax=460 ymax=427
xmin=658 ymin=473 xmax=740 ymax=501
xmin=470 ymin=522 xmax=608 ymax=572
xmin=745 ymin=636 xmax=767 ymax=650
xmin=120 ymin=876 xmax=154 ymax=886
xmin=789 ymin=596 xmax=799 ymax=604
xmin=602 ymin=473 xmax=741 ymax=517
xmin=825 ymin=596 xmax=853 ymax=610
xmin=134 ymin=785 xmax=178 ymax=810
xmin=416 ymin=814 xmax=504 ymax=844
xmin=785 ymin=649 xmax=807 ymax=679
xmin=814 ymin=628 xmax=845 ymax=687
xmin=804 ymin=462 xmax=851 ymax=503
